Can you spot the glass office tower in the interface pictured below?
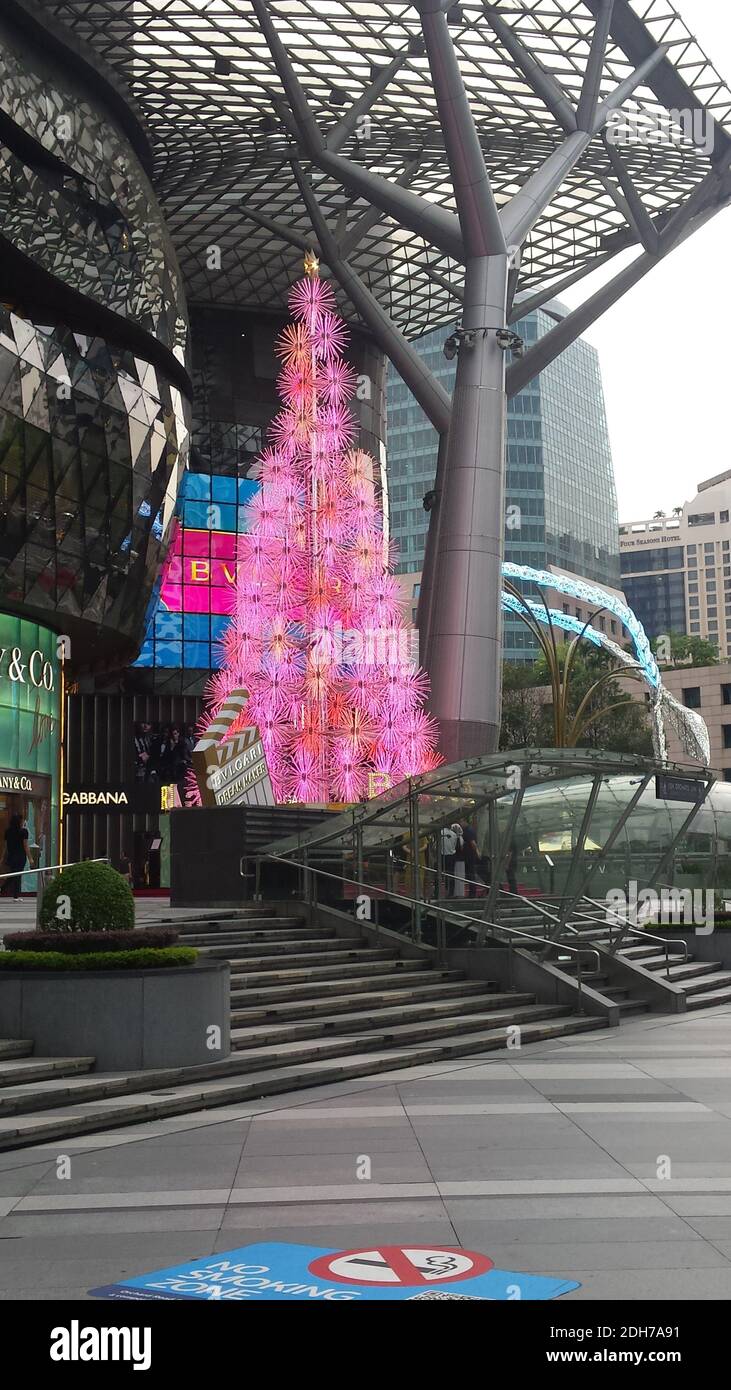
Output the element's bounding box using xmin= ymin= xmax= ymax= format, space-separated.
xmin=387 ymin=304 xmax=619 ymax=661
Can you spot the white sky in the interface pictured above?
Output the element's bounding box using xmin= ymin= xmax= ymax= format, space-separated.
xmin=559 ymin=0 xmax=731 ymax=522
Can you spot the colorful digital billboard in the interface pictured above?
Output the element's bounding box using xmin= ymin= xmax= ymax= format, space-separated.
xmin=135 ymin=473 xmax=259 ymax=669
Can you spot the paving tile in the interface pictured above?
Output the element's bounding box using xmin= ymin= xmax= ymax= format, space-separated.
xmin=0 ymin=1164 xmax=55 ymax=1197
xmin=683 ymin=1217 xmax=731 ymax=1238
xmin=0 ymin=1212 xmax=226 ymax=1237
xmin=215 ymin=1219 xmax=458 ymax=1246
xmin=423 ymin=1149 xmax=631 ymax=1182
xmin=242 ymin=1122 xmax=418 ymax=1156
xmin=22 ymin=1139 xmax=244 ymax=1195
xmin=234 ymin=1151 xmax=432 ymax=1186
xmin=442 ymin=1194 xmax=674 ymax=1219
xmin=567 ymin=1268 xmax=731 ymax=1300
xmin=216 ymin=1198 xmax=450 ymax=1230
xmin=454 ymin=1238 xmax=730 ymax=1271
xmin=446 ymin=1215 xmax=694 ymax=1245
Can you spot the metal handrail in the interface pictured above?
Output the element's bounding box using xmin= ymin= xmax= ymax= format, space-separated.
xmin=256 ymin=851 xmax=601 ymax=1013
xmin=0 ymin=858 xmax=108 ymax=880
xmin=570 ymin=895 xmax=688 ymax=980
xmin=368 ymin=854 xmax=687 ymax=985
xmin=390 ymin=855 xmax=567 ymax=932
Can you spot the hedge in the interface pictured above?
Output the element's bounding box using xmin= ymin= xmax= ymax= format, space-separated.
xmin=4 ymin=928 xmax=179 ymax=954
xmin=0 ymin=948 xmax=197 ymax=971
xmin=39 ymin=860 xmax=134 ymax=933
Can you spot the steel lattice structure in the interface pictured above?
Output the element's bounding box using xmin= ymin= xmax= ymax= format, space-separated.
xmin=30 ymin=0 xmax=731 ymax=763
xmin=33 ymin=0 xmax=731 ymax=334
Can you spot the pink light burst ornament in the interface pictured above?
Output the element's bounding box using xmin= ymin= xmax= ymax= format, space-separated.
xmin=199 ymin=255 xmax=440 ymax=803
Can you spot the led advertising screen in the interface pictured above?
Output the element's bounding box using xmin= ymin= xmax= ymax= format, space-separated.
xmin=135 ymin=473 xmax=258 ymax=670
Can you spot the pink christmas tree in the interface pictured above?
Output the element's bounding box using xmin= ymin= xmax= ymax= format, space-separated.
xmin=199 ymin=254 xmax=440 ymax=804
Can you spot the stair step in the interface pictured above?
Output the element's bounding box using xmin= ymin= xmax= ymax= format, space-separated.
xmin=615 ymin=998 xmax=651 ymax=1015
xmin=177 ymin=916 xmax=306 ymax=938
xmin=180 ymin=926 xmax=325 ymax=947
xmin=679 ymin=970 xmax=731 ymax=995
xmin=633 ymin=958 xmax=721 ymax=980
xmin=686 ymin=984 xmax=731 ymax=1009
xmin=143 ymin=909 xmax=279 ymax=929
xmin=0 ymin=1056 xmax=95 ymax=1087
xmin=230 ymin=997 xmax=554 ymax=1048
xmin=230 ymin=983 xmax=518 ymax=1027
xmin=0 ymin=1040 xmax=33 ymax=1061
xmin=619 ymin=944 xmax=667 ymax=959
xmin=0 ymin=1016 xmax=605 ymax=1149
xmin=198 ymin=937 xmax=361 ymax=961
xmin=230 ymin=967 xmax=464 ymax=1007
xmin=228 ymin=954 xmax=409 ymax=986
xmin=226 ymin=947 xmax=396 ymax=974
xmin=228 ymin=1003 xmax=575 ymax=1063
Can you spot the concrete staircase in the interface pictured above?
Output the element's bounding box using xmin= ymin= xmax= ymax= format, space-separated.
xmin=0 ymin=903 xmax=602 ymax=1150
xmin=451 ymin=897 xmax=731 ymax=1013
xmin=569 ymin=926 xmax=731 ymax=1010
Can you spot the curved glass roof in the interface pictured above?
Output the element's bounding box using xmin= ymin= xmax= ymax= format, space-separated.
xmin=260 ymin=747 xmax=714 ymax=856
xmin=41 ymin=1 xmax=731 ymax=336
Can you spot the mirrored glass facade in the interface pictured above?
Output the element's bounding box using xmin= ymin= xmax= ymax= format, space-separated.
xmin=0 ymin=12 xmax=190 ymax=668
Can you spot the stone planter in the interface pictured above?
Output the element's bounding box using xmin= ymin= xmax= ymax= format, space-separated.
xmin=0 ymin=961 xmax=230 ymax=1071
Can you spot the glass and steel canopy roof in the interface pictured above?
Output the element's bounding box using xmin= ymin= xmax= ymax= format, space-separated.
xmin=259 ymin=748 xmax=714 ymax=858
xmin=40 ymin=1 xmax=731 ymax=338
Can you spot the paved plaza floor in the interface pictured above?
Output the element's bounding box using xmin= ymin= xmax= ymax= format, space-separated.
xmin=1 ymin=1005 xmax=731 ymax=1300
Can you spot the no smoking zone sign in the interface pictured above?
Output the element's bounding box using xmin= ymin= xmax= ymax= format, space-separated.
xmin=91 ymin=1242 xmax=579 ymax=1301
xmin=309 ymin=1246 xmax=492 ymax=1287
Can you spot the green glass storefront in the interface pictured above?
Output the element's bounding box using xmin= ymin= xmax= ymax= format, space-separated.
xmin=0 ymin=614 xmax=61 ymax=892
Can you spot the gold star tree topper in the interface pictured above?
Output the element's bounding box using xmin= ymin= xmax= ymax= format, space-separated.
xmin=303 ymin=249 xmax=320 ymax=278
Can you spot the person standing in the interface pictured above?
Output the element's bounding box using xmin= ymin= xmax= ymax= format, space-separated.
xmin=440 ymin=823 xmax=460 ymax=897
xmin=506 ymin=840 xmax=519 ymax=896
xmin=133 ymin=722 xmax=152 ymax=780
xmin=1 ymin=814 xmax=29 ymax=900
xmin=461 ymin=819 xmax=482 ymax=899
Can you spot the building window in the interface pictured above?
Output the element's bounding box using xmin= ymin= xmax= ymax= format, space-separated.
xmin=724 ymin=726 xmax=731 ymax=750
xmin=708 ymin=607 xmax=718 ymax=617
xmin=690 ymin=622 xmax=700 ymax=633
xmin=724 ymin=540 xmax=730 ymax=551
xmin=724 ymin=770 xmax=731 ymax=783
xmin=722 ymin=511 xmax=729 ymax=523
xmin=682 ymin=687 xmax=701 ymax=709
xmin=722 ymin=685 xmax=731 ymax=705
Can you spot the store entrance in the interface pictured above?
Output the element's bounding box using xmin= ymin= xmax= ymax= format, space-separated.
xmin=0 ymin=783 xmax=51 ymax=895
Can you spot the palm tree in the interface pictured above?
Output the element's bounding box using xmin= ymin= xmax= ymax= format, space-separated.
xmin=672 ymin=506 xmax=683 ymax=517
xmin=503 ymin=579 xmax=647 ymax=747
xmin=653 ymin=510 xmax=666 ymax=519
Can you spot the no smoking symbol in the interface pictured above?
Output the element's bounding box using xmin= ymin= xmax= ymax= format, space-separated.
xmin=308 ymin=1246 xmax=494 ymax=1287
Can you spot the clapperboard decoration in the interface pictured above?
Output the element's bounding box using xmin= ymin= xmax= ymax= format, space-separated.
xmin=193 ymin=689 xmax=275 ymax=809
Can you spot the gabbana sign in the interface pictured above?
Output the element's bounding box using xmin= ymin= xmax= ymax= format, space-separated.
xmin=62 ymin=784 xmax=168 ymax=813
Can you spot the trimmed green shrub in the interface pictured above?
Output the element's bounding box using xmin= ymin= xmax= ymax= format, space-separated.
xmin=4 ymin=928 xmax=179 ymax=953
xmin=0 ymin=947 xmax=197 ymax=971
xmin=39 ymin=860 xmax=134 ymax=934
